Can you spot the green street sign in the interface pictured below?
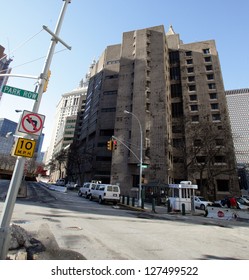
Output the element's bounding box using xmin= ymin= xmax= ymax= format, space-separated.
xmin=137 ymin=163 xmax=149 ymax=168
xmin=2 ymin=85 xmax=38 ymax=100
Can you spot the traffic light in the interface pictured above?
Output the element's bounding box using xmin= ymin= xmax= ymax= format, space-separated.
xmin=43 ymin=70 xmax=51 ymax=92
xmin=107 ymin=140 xmax=113 ymax=150
xmin=113 ymin=140 xmax=117 ymax=150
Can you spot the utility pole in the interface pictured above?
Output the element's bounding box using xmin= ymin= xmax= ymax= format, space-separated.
xmin=0 ymin=0 xmax=71 ymax=260
xmin=124 ymin=110 xmax=143 ymax=207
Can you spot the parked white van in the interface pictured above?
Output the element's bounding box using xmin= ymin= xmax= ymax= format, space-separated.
xmin=89 ymin=183 xmax=120 ymax=204
xmin=78 ymin=182 xmax=97 ymax=198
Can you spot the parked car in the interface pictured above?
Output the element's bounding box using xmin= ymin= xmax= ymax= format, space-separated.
xmin=236 ymin=197 xmax=249 ymax=210
xmin=239 ymin=196 xmax=249 ymax=206
xmin=242 ymin=195 xmax=249 ymax=201
xmin=78 ymin=182 xmax=97 ymax=198
xmin=194 ymin=196 xmax=212 ymax=210
xmin=55 ymin=178 xmax=65 ymax=186
xmin=211 ymin=201 xmax=224 ymax=208
xmin=65 ymin=181 xmax=76 ymax=189
xmin=89 ymin=183 xmax=120 ymax=204
xmin=216 ymin=197 xmax=249 ymax=210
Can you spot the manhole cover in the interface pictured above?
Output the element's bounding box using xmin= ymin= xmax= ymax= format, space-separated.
xmin=66 ymin=226 xmax=82 ymax=231
xmin=13 ymin=220 xmax=30 ymax=224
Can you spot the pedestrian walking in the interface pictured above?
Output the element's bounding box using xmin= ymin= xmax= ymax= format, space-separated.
xmin=230 ymin=197 xmax=237 ymax=209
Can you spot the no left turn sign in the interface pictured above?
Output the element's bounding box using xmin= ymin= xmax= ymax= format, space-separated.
xmin=18 ymin=110 xmax=45 ymax=136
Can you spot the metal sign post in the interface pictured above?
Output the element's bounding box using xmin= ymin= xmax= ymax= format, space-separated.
xmin=0 ymin=0 xmax=72 ymax=260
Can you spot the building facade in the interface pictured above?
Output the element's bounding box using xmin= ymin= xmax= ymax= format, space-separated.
xmin=72 ymin=45 xmax=121 ymax=184
xmin=72 ymin=25 xmax=240 ymax=199
xmin=225 ymin=88 xmax=249 ymax=191
xmin=45 ymin=78 xmax=89 ymax=181
xmin=225 ymin=88 xmax=249 ymax=164
xmin=0 ymin=118 xmax=17 ymax=155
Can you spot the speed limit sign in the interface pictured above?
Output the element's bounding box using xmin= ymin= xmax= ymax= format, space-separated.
xmin=13 ymin=138 xmax=36 ymax=158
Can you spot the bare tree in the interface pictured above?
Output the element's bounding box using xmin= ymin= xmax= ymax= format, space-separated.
xmin=67 ymin=143 xmax=94 ymax=185
xmin=185 ymin=115 xmax=237 ymax=199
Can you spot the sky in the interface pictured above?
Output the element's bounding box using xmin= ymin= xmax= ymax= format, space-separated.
xmin=0 ymin=0 xmax=248 ymax=152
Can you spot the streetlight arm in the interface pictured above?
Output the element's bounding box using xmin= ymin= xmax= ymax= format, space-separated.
xmin=112 ymin=135 xmax=141 ymax=163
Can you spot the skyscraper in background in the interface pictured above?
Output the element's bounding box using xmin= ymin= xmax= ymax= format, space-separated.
xmin=225 ymin=88 xmax=249 ymax=191
xmin=0 ymin=118 xmax=17 ymax=155
xmin=225 ymin=88 xmax=249 ymax=164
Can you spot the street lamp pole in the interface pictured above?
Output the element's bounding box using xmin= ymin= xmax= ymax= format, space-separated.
xmin=124 ymin=110 xmax=143 ymax=207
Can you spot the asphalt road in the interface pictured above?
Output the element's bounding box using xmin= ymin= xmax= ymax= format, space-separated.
xmin=1 ymin=180 xmax=249 ymax=260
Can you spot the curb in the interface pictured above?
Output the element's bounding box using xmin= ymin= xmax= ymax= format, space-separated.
xmin=118 ymin=203 xmax=149 ymax=212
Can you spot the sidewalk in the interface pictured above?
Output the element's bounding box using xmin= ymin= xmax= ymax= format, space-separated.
xmin=118 ymin=201 xmax=249 ymax=228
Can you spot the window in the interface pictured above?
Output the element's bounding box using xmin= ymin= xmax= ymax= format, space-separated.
xmin=192 ymin=115 xmax=199 ymax=122
xmin=173 ymin=138 xmax=183 ymax=148
xmin=217 ymin=179 xmax=229 ymax=192
xmin=187 ymin=67 xmax=194 ymax=73
xmin=96 ymin=156 xmax=111 ymax=162
xmin=196 ymin=156 xmax=206 ymax=163
xmin=188 ymin=85 xmax=196 ymax=91
xmin=171 ymin=84 xmax=182 ymax=98
xmin=101 ymin=108 xmax=116 ymax=112
xmin=63 ymin=137 xmax=73 ymax=141
xmin=208 ymin=83 xmax=216 ymax=90
xmin=215 ymin=156 xmax=226 ymax=163
xmin=205 ymin=65 xmax=213 ymax=71
xmin=73 ymin=97 xmax=79 ymax=105
xmin=185 ymin=51 xmax=192 ymax=56
xmin=209 ymin=93 xmax=217 ymax=99
xmin=186 ymin=59 xmax=193 ymax=65
xmin=173 ymin=156 xmax=184 ymax=163
xmin=188 ymin=76 xmax=195 ymax=82
xmin=65 ymin=125 xmax=75 ymax=129
xmin=103 ymin=90 xmax=117 ymax=95
xmin=172 ymin=125 xmax=182 ymax=133
xmin=194 ymin=139 xmax=202 ymax=146
xmin=189 ymin=95 xmax=197 ymax=101
xmin=170 ymin=67 xmax=180 ymax=80
xmin=190 ymin=104 xmax=198 ymax=111
xmin=207 ymin=74 xmax=214 ymax=80
xmin=99 ymin=129 xmax=114 ymax=136
xmin=211 ymin=103 xmax=219 ymax=110
xmin=105 ymin=74 xmax=118 ymax=79
xmin=64 ymin=130 xmax=74 ymax=135
xmin=215 ymin=139 xmax=224 ymax=146
xmin=169 ymin=51 xmax=180 ymax=63
xmin=212 ymin=114 xmax=221 ymax=121
xmin=204 ymin=56 xmax=212 ymax=62
xmin=203 ymin=48 xmax=210 ymax=54
xmin=106 ymin=60 xmax=119 ymax=65
xmin=172 ymin=102 xmax=183 ymax=117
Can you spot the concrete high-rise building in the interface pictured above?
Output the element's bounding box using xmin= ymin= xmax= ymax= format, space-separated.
xmin=73 ymin=45 xmax=121 ymax=184
xmin=225 ymin=88 xmax=249 ymax=164
xmin=73 ymin=25 xmax=240 ymax=199
xmin=225 ymin=88 xmax=249 ymax=191
xmin=45 ymin=76 xmax=89 ymax=181
xmin=0 ymin=118 xmax=17 ymax=155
